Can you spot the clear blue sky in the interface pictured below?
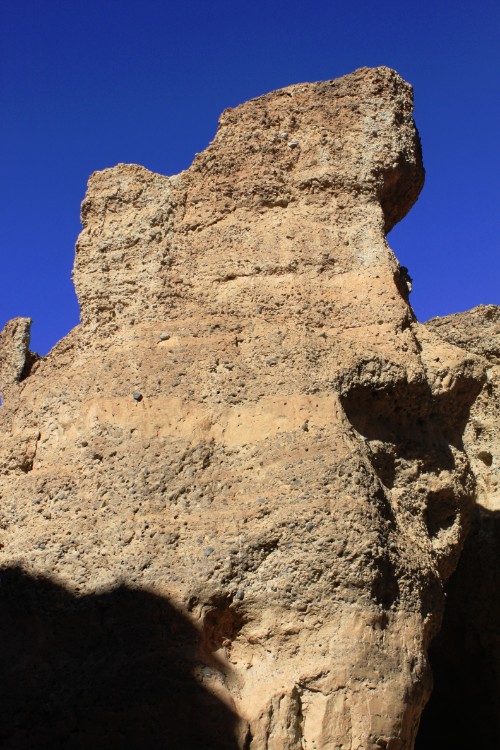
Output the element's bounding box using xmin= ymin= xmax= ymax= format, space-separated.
xmin=2 ymin=0 xmax=498 ymax=354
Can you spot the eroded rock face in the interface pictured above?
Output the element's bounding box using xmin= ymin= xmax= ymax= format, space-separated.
xmin=416 ymin=306 xmax=499 ymax=748
xmin=0 ymin=317 xmax=37 ymax=392
xmin=0 ymin=67 xmax=486 ymax=749
xmin=426 ymin=305 xmax=499 ymax=511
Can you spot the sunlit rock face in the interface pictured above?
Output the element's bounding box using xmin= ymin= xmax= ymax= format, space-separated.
xmin=0 ymin=68 xmax=485 ymax=749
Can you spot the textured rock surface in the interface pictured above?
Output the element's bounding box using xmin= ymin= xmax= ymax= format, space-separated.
xmin=416 ymin=306 xmax=499 ymax=748
xmin=0 ymin=67 xmax=488 ymax=748
xmin=426 ymin=305 xmax=499 ymax=513
xmin=0 ymin=317 xmax=38 ymax=393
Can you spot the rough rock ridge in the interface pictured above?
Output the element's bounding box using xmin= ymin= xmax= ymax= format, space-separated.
xmin=0 ymin=67 xmax=489 ymax=748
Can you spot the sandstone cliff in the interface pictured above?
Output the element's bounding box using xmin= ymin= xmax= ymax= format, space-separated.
xmin=0 ymin=67 xmax=492 ymax=749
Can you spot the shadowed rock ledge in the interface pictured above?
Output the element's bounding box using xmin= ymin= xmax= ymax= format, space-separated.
xmin=0 ymin=67 xmax=491 ymax=749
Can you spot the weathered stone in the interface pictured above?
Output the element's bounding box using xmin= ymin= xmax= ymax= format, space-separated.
xmin=0 ymin=317 xmax=38 ymax=392
xmin=416 ymin=305 xmax=499 ymax=748
xmin=0 ymin=67 xmax=489 ymax=748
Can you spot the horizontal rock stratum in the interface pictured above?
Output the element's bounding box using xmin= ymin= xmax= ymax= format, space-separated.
xmin=0 ymin=67 xmax=495 ymax=749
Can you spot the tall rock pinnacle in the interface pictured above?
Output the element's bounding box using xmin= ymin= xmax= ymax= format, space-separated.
xmin=0 ymin=67 xmax=488 ymax=749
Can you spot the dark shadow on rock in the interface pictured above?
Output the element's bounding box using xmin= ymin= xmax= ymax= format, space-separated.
xmin=340 ymin=376 xmax=481 ymax=475
xmin=415 ymin=505 xmax=500 ymax=749
xmin=340 ymin=374 xmax=483 ymax=611
xmin=0 ymin=567 xmax=242 ymax=750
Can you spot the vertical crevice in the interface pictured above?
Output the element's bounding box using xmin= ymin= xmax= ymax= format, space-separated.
xmin=415 ymin=505 xmax=500 ymax=748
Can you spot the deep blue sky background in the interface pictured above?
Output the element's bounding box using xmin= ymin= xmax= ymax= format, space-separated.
xmin=2 ymin=0 xmax=498 ymax=354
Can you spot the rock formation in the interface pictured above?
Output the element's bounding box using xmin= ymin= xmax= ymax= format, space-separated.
xmin=416 ymin=305 xmax=499 ymax=748
xmin=0 ymin=67 xmax=493 ymax=748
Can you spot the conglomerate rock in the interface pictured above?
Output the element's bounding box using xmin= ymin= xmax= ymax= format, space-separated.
xmin=426 ymin=305 xmax=499 ymax=514
xmin=416 ymin=306 xmax=499 ymax=748
xmin=0 ymin=67 xmax=489 ymax=748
